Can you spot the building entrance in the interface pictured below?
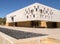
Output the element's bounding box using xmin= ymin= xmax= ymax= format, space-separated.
xmin=31 ymin=21 xmax=39 ymax=28
xmin=31 ymin=21 xmax=57 ymax=28
xmin=47 ymin=22 xmax=57 ymax=28
xmin=15 ymin=22 xmax=17 ymax=26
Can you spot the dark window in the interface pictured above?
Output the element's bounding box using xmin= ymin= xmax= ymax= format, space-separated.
xmin=31 ymin=9 xmax=34 ymax=14
xmin=33 ymin=15 xmax=35 ymax=18
xmin=31 ymin=21 xmax=39 ymax=28
xmin=46 ymin=9 xmax=49 ymax=14
xmin=46 ymin=10 xmax=48 ymax=13
xmin=37 ymin=6 xmax=39 ymax=8
xmin=25 ymin=9 xmax=28 ymax=14
xmin=39 ymin=9 xmax=42 ymax=14
xmin=28 ymin=8 xmax=30 ymax=12
xmin=15 ymin=22 xmax=17 ymax=26
xmin=47 ymin=22 xmax=57 ymax=28
xmin=52 ymin=12 xmax=53 ymax=15
xmin=11 ymin=17 xmax=14 ymax=21
xmin=34 ymin=6 xmax=38 ymax=11
xmin=47 ymin=9 xmax=49 ymax=11
xmin=50 ymin=11 xmax=53 ymax=15
xmin=36 ymin=8 xmax=38 ymax=11
xmin=34 ymin=6 xmax=36 ymax=9
xmin=27 ymin=16 xmax=29 ymax=18
xmin=26 ymin=11 xmax=28 ymax=14
xmin=44 ymin=8 xmax=45 ymax=10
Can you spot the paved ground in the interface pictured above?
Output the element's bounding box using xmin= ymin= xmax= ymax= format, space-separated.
xmin=0 ymin=27 xmax=47 ymax=39
xmin=0 ymin=25 xmax=60 ymax=40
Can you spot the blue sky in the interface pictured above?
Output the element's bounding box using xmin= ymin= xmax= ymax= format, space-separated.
xmin=0 ymin=0 xmax=60 ymax=18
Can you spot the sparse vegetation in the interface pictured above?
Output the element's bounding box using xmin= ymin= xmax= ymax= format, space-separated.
xmin=0 ymin=17 xmax=6 ymax=25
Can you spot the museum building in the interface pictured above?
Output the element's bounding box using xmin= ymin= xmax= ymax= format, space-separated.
xmin=6 ymin=3 xmax=60 ymax=28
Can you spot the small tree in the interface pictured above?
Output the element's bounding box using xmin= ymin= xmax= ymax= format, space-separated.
xmin=0 ymin=17 xmax=6 ymax=25
xmin=2 ymin=17 xmax=6 ymax=25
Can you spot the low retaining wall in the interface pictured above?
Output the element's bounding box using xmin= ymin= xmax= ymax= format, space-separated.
xmin=40 ymin=38 xmax=60 ymax=44
xmin=0 ymin=32 xmax=16 ymax=44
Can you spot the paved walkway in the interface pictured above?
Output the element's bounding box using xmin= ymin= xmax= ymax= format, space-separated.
xmin=0 ymin=25 xmax=60 ymax=40
xmin=0 ymin=27 xmax=47 ymax=39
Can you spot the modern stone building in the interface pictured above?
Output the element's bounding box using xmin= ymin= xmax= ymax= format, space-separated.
xmin=6 ymin=3 xmax=60 ymax=28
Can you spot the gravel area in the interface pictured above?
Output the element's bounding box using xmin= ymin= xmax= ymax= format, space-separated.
xmin=0 ymin=27 xmax=47 ymax=39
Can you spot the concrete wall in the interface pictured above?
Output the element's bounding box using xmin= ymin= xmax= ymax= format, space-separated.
xmin=6 ymin=3 xmax=60 ymax=28
xmin=6 ymin=3 xmax=60 ymax=23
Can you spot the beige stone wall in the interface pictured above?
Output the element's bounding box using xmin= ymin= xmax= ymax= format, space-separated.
xmin=6 ymin=21 xmax=47 ymax=27
xmin=57 ymin=22 xmax=60 ymax=28
xmin=39 ymin=21 xmax=41 ymax=27
xmin=6 ymin=22 xmax=14 ymax=26
xmin=17 ymin=21 xmax=31 ymax=27
xmin=6 ymin=21 xmax=60 ymax=28
xmin=40 ymin=21 xmax=47 ymax=28
xmin=5 ymin=22 xmax=9 ymax=26
xmin=9 ymin=23 xmax=15 ymax=26
xmin=6 ymin=21 xmax=31 ymax=27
